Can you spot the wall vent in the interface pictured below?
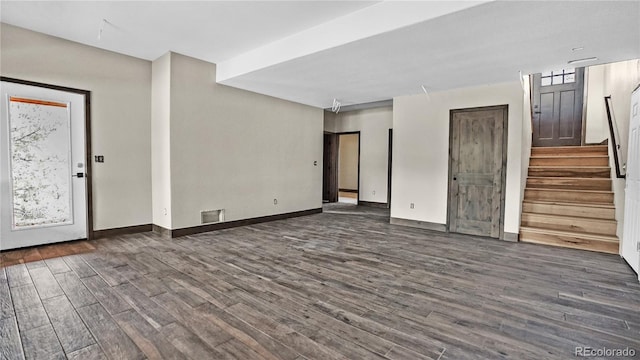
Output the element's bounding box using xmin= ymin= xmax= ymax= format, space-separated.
xmin=201 ymin=209 xmax=224 ymax=224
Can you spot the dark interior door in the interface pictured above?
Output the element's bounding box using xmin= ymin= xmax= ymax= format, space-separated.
xmin=532 ymin=67 xmax=584 ymax=147
xmin=449 ymin=106 xmax=507 ymax=239
xmin=323 ymin=133 xmax=338 ymax=202
xmin=387 ymin=128 xmax=393 ymax=208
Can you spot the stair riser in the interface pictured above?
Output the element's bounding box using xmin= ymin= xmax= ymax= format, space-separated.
xmin=520 ymin=231 xmax=619 ymax=254
xmin=522 ymin=202 xmax=615 ymax=219
xmin=531 ymin=146 xmax=608 ymax=157
xmin=524 ymin=189 xmax=613 ymax=204
xmin=528 ymin=168 xmax=610 ymax=178
xmin=529 ymin=157 xmax=609 ymax=166
xmin=526 ymin=178 xmax=611 ymax=191
xmin=521 ymin=214 xmax=616 ymax=236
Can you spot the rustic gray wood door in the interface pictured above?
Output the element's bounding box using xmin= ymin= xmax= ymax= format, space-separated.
xmin=448 ymin=106 xmax=507 ymax=239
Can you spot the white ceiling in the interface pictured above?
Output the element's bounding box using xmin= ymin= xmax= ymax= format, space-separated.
xmin=0 ymin=1 xmax=378 ymax=62
xmin=218 ymin=1 xmax=640 ymax=107
xmin=2 ymin=1 xmax=639 ymax=108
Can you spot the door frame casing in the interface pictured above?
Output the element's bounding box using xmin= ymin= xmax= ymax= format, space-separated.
xmin=1 ymin=76 xmax=93 ymax=241
xmin=446 ymin=105 xmax=508 ymax=240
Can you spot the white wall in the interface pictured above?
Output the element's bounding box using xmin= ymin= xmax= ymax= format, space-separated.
xmin=1 ymin=23 xmax=152 ymax=231
xmin=602 ymin=60 xmax=640 ymax=168
xmin=583 ymin=60 xmax=640 ymax=239
xmin=585 ymin=65 xmax=608 ymax=144
xmin=151 ymin=53 xmax=172 ymax=229
xmin=585 ymin=60 xmax=640 ymax=149
xmin=338 ymin=134 xmax=359 ymax=190
xmin=167 ymin=53 xmax=323 ymax=229
xmin=601 ymin=60 xmax=640 ymax=240
xmin=392 ymin=82 xmax=523 ymax=235
xmin=331 ymin=106 xmax=393 ymax=203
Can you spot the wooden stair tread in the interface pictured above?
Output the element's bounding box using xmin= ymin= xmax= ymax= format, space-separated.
xmin=521 ymin=201 xmax=616 ymax=221
xmin=520 ymin=226 xmax=619 ymax=254
xmin=521 ymin=212 xmax=617 ymax=236
xmin=520 ymin=226 xmax=618 ymax=242
xmin=524 ymin=188 xmax=613 ymax=205
xmin=529 ymin=156 xmax=609 ymax=166
xmin=521 ymin=212 xmax=616 ymax=223
xmin=529 ymin=155 xmax=608 ymax=159
xmin=528 ymin=166 xmax=610 ymax=169
xmin=522 ymin=200 xmax=614 ymax=209
xmin=526 ymin=176 xmax=610 ymax=180
xmin=528 ymin=167 xmax=611 ymax=178
xmin=526 ymin=176 xmax=611 ymax=187
xmin=531 ymin=145 xmax=607 ymax=152
xmin=525 ymin=188 xmax=612 ymax=194
xmin=531 ymin=145 xmax=607 ymax=149
xmin=527 ymin=166 xmax=611 ymax=176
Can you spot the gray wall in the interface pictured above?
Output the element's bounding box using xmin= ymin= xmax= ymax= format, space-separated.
xmin=392 ymin=82 xmax=524 ymax=235
xmin=330 ymin=107 xmax=393 ymax=203
xmin=160 ymin=53 xmax=323 ymax=229
xmin=2 ymin=24 xmax=324 ymax=232
xmin=1 ymin=23 xmax=152 ymax=231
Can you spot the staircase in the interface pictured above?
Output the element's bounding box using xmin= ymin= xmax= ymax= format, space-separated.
xmin=520 ymin=145 xmax=619 ymax=254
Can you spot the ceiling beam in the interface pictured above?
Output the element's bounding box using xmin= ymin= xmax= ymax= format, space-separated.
xmin=216 ymin=1 xmax=489 ymax=84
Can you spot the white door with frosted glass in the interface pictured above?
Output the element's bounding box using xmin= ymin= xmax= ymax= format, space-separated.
xmin=0 ymin=81 xmax=87 ymax=250
xmin=622 ymin=86 xmax=640 ymax=276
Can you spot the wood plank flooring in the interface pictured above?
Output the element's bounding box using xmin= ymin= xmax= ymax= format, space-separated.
xmin=1 ymin=204 xmax=639 ymax=360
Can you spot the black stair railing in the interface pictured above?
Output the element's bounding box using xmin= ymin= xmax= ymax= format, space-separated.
xmin=604 ymin=96 xmax=626 ymax=179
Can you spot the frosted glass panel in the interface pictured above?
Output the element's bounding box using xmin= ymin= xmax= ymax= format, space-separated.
xmin=541 ymin=68 xmax=576 ymax=87
xmin=8 ymin=97 xmax=73 ymax=229
xmin=552 ymin=75 xmax=563 ymax=85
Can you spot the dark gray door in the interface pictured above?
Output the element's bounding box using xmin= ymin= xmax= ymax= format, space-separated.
xmin=532 ymin=68 xmax=584 ymax=147
xmin=448 ymin=106 xmax=507 ymax=239
xmin=323 ymin=133 xmax=338 ymax=203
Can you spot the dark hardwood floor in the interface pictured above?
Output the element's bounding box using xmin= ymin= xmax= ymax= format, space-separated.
xmin=1 ymin=204 xmax=639 ymax=359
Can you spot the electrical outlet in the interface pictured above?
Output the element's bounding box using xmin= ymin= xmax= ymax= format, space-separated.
xmin=410 ymin=203 xmax=414 ymax=209
xmin=274 ymin=198 xmax=278 ymax=205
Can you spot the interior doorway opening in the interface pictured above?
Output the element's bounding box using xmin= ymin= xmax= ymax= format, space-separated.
xmin=337 ymin=132 xmax=360 ymax=204
xmin=322 ymin=131 xmax=360 ymax=205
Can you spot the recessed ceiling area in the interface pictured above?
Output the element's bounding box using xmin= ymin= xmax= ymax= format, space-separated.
xmin=2 ymin=1 xmax=639 ymax=108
